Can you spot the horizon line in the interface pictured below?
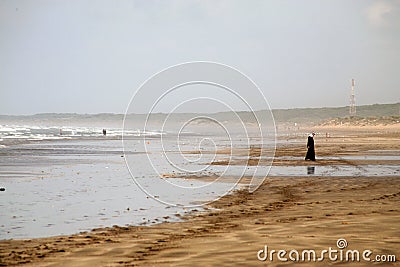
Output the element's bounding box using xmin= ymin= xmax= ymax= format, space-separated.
xmin=0 ymin=102 xmax=398 ymax=117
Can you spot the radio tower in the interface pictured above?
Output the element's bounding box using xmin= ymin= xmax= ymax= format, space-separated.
xmin=349 ymin=78 xmax=356 ymax=117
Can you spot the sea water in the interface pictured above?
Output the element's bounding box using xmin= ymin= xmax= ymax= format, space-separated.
xmin=0 ymin=125 xmax=267 ymax=239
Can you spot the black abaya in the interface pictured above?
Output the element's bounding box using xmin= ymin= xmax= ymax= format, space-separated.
xmin=305 ymin=135 xmax=315 ymax=161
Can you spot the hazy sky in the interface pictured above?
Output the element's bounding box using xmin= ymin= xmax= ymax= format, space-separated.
xmin=1 ymin=0 xmax=399 ymax=115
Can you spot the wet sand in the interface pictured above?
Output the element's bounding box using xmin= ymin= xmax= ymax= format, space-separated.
xmin=0 ymin=126 xmax=399 ymax=266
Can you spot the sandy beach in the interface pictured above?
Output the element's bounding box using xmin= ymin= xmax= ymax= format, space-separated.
xmin=0 ymin=126 xmax=399 ymax=266
xmin=2 ymin=0 xmax=399 ymax=265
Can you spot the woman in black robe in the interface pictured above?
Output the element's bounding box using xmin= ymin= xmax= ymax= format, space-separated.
xmin=305 ymin=132 xmax=316 ymax=161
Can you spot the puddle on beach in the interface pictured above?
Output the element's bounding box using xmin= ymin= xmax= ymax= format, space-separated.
xmin=208 ymin=164 xmax=400 ymax=177
xmin=275 ymin=155 xmax=400 ymax=161
xmin=272 ymin=165 xmax=400 ymax=177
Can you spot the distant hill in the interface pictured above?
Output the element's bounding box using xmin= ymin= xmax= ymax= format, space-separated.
xmin=0 ymin=103 xmax=399 ymax=126
xmin=209 ymin=103 xmax=400 ymax=124
xmin=320 ymin=116 xmax=400 ymax=127
xmin=271 ymin=103 xmax=400 ymax=124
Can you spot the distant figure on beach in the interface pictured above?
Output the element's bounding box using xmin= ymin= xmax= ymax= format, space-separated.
xmin=102 ymin=129 xmax=106 ymax=136
xmin=305 ymin=132 xmax=316 ymax=161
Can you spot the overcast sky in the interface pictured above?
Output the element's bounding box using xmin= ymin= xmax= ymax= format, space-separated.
xmin=1 ymin=0 xmax=399 ymax=115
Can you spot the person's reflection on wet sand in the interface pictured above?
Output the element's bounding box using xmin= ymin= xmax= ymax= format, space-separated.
xmin=307 ymin=166 xmax=315 ymax=175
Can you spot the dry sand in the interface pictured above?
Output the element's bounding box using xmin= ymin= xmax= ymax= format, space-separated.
xmin=0 ymin=126 xmax=399 ymax=266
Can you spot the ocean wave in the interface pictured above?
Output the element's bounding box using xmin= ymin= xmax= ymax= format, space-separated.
xmin=0 ymin=125 xmax=166 ymax=142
